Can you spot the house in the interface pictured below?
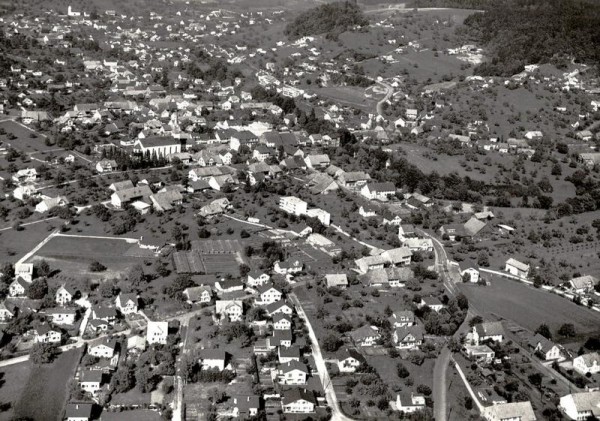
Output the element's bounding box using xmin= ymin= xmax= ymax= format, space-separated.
xmin=133 ymin=137 xmax=182 ymax=159
xmin=96 ymin=159 xmax=118 ymax=173
xmin=350 ymin=325 xmax=380 ymax=347
xmin=110 ymin=185 xmax=152 ymax=208
xmin=47 ymin=307 xmax=77 ymax=325
xmin=183 ymin=286 xmax=212 ymax=304
xmin=528 ymin=334 xmax=561 ymax=361
xmin=265 ymin=300 xmax=294 ymax=316
xmin=359 ymin=205 xmax=378 ymax=218
xmin=35 ymin=196 xmax=69 ymax=213
xmin=391 ymin=310 xmax=416 ymax=327
xmin=339 ymin=171 xmax=371 ymax=189
xmin=216 ymin=279 xmax=244 ymax=294
xmin=271 ymin=329 xmax=293 ymax=348
xmin=324 ymin=274 xmax=348 ymax=289
xmin=91 ymin=306 xmax=117 ymax=323
xmin=355 ymin=255 xmax=387 ymax=274
xmin=462 ymin=268 xmax=480 ymax=283
xmin=278 ymin=345 xmax=301 ymax=363
xmin=402 ymin=238 xmax=433 ymax=252
xmin=88 ymin=319 xmax=110 ymax=332
xmin=115 ymin=293 xmax=138 ymax=315
xmin=360 ymin=182 xmax=396 ymax=201
xmin=465 ymin=344 xmax=495 ymax=364
xmin=505 ymin=258 xmax=530 ymax=279
xmin=199 ymin=349 xmax=228 ymax=371
xmin=65 ymin=403 xmax=93 ymax=421
xmin=281 ymin=388 xmax=316 ymax=413
xmin=573 ymin=352 xmax=600 ymax=375
xmin=9 ymin=278 xmax=29 ymax=297
xmin=33 ymin=324 xmax=61 ymax=343
xmin=559 ymin=390 xmax=600 ymax=421
xmin=55 ymin=285 xmax=77 ymax=305
xmin=420 ymin=296 xmax=444 ymax=312
xmin=150 ymin=190 xmax=183 ymax=212
xmin=232 ymin=395 xmax=261 ymax=419
xmin=88 ymin=338 xmax=118 ymax=358
xmin=12 ymin=168 xmax=37 ymax=184
xmin=147 ymin=321 xmax=169 ymax=345
xmin=279 ymin=361 xmax=309 ymax=385
xmin=396 ymin=393 xmax=426 ymax=413
xmin=257 ymin=284 xmax=283 ymax=305
xmin=381 ymin=248 xmax=413 ymax=267
xmin=279 ymin=196 xmax=308 ymax=216
xmin=304 ymin=154 xmax=330 ymax=169
xmin=473 ymin=322 xmax=504 ymax=344
xmin=569 ymin=275 xmax=599 ymax=294
xmin=273 ymin=313 xmax=292 ymax=330
xmin=393 ymin=325 xmax=423 ymax=350
xmin=247 ymin=271 xmax=270 ymax=287
xmin=0 ymin=301 xmax=15 ymax=321
xmin=13 ymin=184 xmax=37 ymax=201
xmin=274 ymin=260 xmax=303 ymax=275
xmin=80 ymin=369 xmax=103 ymax=394
xmin=215 ymin=300 xmax=244 ymax=322
xmin=109 ymin=180 xmax=135 ymax=192
xmin=336 ymin=348 xmax=366 ymax=373
xmin=482 ymin=401 xmax=536 ymax=421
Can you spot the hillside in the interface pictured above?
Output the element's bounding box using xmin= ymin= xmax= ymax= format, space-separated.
xmin=284 ymin=1 xmax=368 ymax=40
xmin=461 ymin=0 xmax=600 ymax=76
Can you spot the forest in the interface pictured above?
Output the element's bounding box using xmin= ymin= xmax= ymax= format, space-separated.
xmin=461 ymin=0 xmax=600 ymax=76
xmin=284 ymin=1 xmax=368 ymax=40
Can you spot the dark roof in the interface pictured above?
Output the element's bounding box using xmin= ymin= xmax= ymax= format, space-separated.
xmin=282 ymin=388 xmax=316 ymax=405
xmin=65 ymin=403 xmax=93 ymax=418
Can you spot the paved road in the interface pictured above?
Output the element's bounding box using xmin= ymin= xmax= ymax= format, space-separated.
xmin=0 ymin=216 xmax=59 ymax=232
xmin=289 ymin=293 xmax=355 ymax=421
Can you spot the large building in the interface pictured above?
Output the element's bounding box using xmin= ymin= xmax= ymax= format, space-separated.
xmin=279 ymin=196 xmax=308 ymax=216
xmin=560 ymin=391 xmax=600 ymax=420
xmin=133 ymin=137 xmax=182 ymax=159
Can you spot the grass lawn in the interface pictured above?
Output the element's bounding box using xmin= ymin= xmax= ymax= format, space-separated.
xmin=0 ymin=121 xmax=54 ymax=154
xmin=13 ymin=348 xmax=82 ymax=421
xmin=0 ymin=219 xmax=59 ymax=263
xmin=26 ymin=234 xmax=154 ymax=279
xmin=460 ymin=275 xmax=600 ymax=337
xmin=101 ymin=409 xmax=163 ymax=421
xmin=0 ymin=362 xmax=32 ymax=421
xmin=110 ymin=387 xmax=152 ymax=406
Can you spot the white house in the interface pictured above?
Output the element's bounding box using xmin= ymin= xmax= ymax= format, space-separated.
xmin=15 ymin=262 xmax=34 ymax=283
xmin=88 ymin=339 xmax=117 ymax=359
xmin=324 ymin=274 xmax=348 ymax=289
xmin=247 ymin=271 xmax=270 ymax=287
xmin=65 ymin=403 xmax=93 ymax=421
xmin=573 ymin=352 xmax=600 ymax=375
xmin=472 ymin=321 xmax=504 ymax=344
xmin=279 ymin=361 xmax=308 ymax=385
xmin=34 ymin=324 xmax=61 ymax=343
xmin=80 ymin=369 xmax=103 ymax=394
xmin=393 ymin=326 xmax=423 ymax=350
xmin=528 ymin=334 xmax=562 ymax=361
xmin=146 ymin=321 xmax=169 ymax=345
xmin=482 ymin=401 xmax=536 ymax=421
xmin=183 ymin=286 xmax=212 ymax=304
xmin=95 ymin=159 xmax=118 ymax=173
xmin=55 ymin=285 xmax=77 ymax=305
xmin=9 ymin=278 xmax=29 ymax=297
xmin=199 ymin=349 xmax=228 ymax=371
xmin=115 ymin=293 xmax=138 ymax=315
xmin=274 ymin=260 xmax=303 ymax=275
xmin=47 ymin=308 xmax=77 ymax=325
xmin=569 ymin=275 xmax=599 ymax=294
xmin=396 ymin=393 xmax=426 ymax=413
xmin=336 ymin=348 xmax=365 ymax=373
xmin=360 ymin=182 xmax=396 ymax=201
xmin=273 ymin=313 xmax=292 ymax=330
xmin=282 ymin=389 xmax=316 ymax=413
xmin=257 ymin=284 xmax=283 ymax=305
xmin=279 ymin=196 xmax=308 ymax=216
xmin=462 ymin=268 xmax=480 ymax=283
xmin=505 ymin=258 xmax=530 ymax=279
xmin=215 ymin=300 xmax=244 ymax=322
xmin=35 ymin=196 xmax=69 ymax=213
xmin=349 ymin=325 xmax=380 ymax=347
xmin=559 ymin=390 xmax=600 ymax=420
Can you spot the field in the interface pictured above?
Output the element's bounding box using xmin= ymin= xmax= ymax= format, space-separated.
xmin=13 ymin=349 xmax=82 ymax=421
xmin=0 ymin=120 xmax=55 ymax=155
xmin=0 ymin=362 xmax=32 ymax=421
xmin=26 ymin=234 xmax=156 ymax=279
xmin=312 ymin=86 xmax=377 ymax=113
xmin=460 ymin=275 xmax=600 ymax=337
xmin=0 ymin=218 xmax=60 ymax=263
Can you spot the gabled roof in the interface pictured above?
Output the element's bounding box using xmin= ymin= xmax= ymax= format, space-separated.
xmin=395 ymin=325 xmax=423 ymax=342
xmin=475 ymin=321 xmax=504 ymax=337
xmin=350 ymin=325 xmax=379 ymax=342
xmin=280 ymin=360 xmax=308 ymax=373
xmin=137 ymin=136 xmax=180 ymax=148
xmin=282 ymin=388 xmax=316 ymax=405
xmin=506 ymin=258 xmax=529 ymax=272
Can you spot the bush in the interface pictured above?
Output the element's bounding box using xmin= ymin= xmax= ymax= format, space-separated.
xmin=89 ymin=261 xmax=107 ymax=272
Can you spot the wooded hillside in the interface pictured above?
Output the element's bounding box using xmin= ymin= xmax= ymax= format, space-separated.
xmin=284 ymin=1 xmax=368 ymax=40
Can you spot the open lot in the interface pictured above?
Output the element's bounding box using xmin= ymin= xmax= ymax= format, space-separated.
xmin=460 ymin=275 xmax=600 ymax=337
xmin=0 ymin=362 xmax=32 ymax=421
xmin=0 ymin=120 xmax=55 ymax=154
xmin=13 ymin=348 xmax=82 ymax=421
xmin=26 ymin=234 xmax=155 ymax=279
xmin=0 ymin=218 xmax=60 ymax=263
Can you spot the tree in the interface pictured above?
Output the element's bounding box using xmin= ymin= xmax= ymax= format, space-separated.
xmin=89 ymin=261 xmax=106 ymax=272
xmin=36 ymin=260 xmax=51 ymax=277
xmin=535 ymin=324 xmax=552 ymax=340
xmin=558 ymin=323 xmax=577 ymax=338
xmin=135 ymin=366 xmax=158 ymax=392
xmin=127 ymin=264 xmax=146 ymax=288
xmin=396 ymin=363 xmax=410 ymax=378
xmin=111 ymin=362 xmax=135 ymax=393
xmin=29 ymin=343 xmax=59 ymax=365
xmin=322 ymin=333 xmax=343 ymax=352
xmin=469 ymin=316 xmax=483 ymax=328
xmin=27 ymin=278 xmax=48 ymax=299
